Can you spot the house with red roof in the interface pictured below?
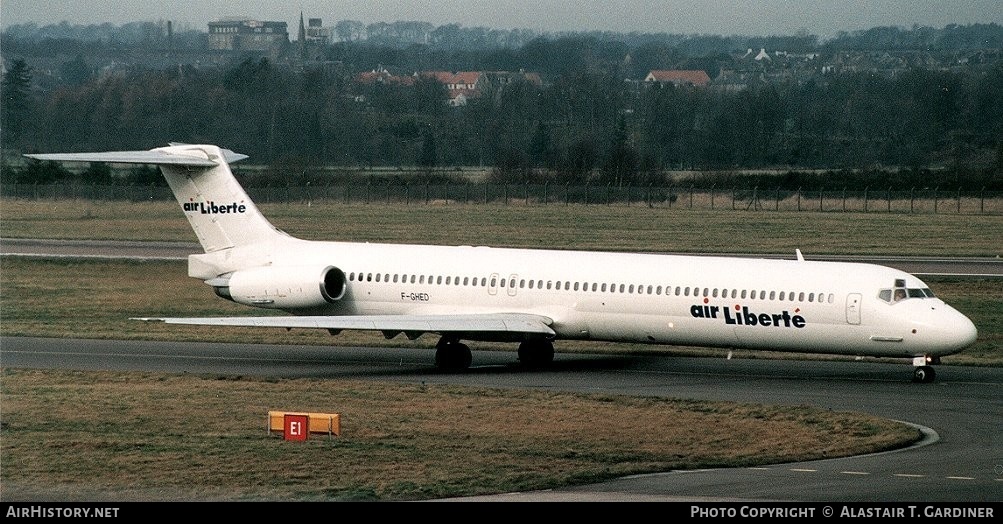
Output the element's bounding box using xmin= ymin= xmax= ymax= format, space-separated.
xmin=643 ymin=70 xmax=712 ymax=87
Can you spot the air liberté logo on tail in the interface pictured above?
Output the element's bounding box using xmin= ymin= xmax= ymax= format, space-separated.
xmin=182 ymin=200 xmax=247 ymax=214
xmin=691 ymin=300 xmax=807 ymax=328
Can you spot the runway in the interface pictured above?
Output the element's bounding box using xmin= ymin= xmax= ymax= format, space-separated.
xmin=3 ymin=336 xmax=1000 ymax=502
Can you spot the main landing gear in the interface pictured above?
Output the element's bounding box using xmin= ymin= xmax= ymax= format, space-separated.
xmin=433 ymin=337 xmax=556 ymax=371
xmin=518 ymin=340 xmax=555 ymax=368
xmin=912 ymin=355 xmax=940 ymax=383
xmin=435 ymin=336 xmax=472 ymax=370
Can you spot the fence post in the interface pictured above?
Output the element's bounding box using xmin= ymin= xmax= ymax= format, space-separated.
xmin=710 ymin=184 xmax=715 ymax=209
xmin=864 ymin=186 xmax=868 ymax=212
xmin=732 ymin=186 xmax=736 ymax=210
xmin=957 ymin=187 xmax=961 ymax=214
xmin=934 ymin=186 xmax=939 ymax=213
xmin=797 ymin=186 xmax=801 ymax=212
xmin=910 ymin=187 xmax=914 ymax=213
xmin=887 ymin=186 xmax=892 ymax=213
xmin=775 ymin=187 xmax=780 ymax=211
xmin=981 ymin=187 xmax=985 ymax=214
xmin=565 ymin=183 xmax=570 ymax=206
xmin=819 ymin=187 xmax=824 ymax=212
xmin=689 ymin=185 xmax=694 ymax=209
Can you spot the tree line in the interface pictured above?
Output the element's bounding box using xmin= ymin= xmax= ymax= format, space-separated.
xmin=2 ymin=23 xmax=1002 ymax=190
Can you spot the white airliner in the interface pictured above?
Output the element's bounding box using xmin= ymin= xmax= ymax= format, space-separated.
xmin=27 ymin=144 xmax=978 ymax=382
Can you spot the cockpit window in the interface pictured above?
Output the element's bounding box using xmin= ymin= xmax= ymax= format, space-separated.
xmin=878 ymin=282 xmax=935 ymax=304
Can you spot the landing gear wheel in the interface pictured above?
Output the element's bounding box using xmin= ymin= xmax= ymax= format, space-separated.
xmin=913 ymin=366 xmax=936 ymax=383
xmin=435 ymin=338 xmax=472 ymax=370
xmin=518 ymin=340 xmax=555 ymax=368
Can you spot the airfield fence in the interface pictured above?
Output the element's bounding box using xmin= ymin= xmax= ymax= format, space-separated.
xmin=4 ymin=182 xmax=1002 ymax=215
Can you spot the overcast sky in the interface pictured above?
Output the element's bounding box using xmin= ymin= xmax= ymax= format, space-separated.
xmin=2 ymin=1 xmax=1001 ymax=39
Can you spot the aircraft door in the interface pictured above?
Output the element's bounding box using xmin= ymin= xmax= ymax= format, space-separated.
xmin=487 ymin=273 xmax=499 ymax=296
xmin=507 ymin=274 xmax=519 ymax=296
xmin=846 ymin=293 xmax=862 ymax=325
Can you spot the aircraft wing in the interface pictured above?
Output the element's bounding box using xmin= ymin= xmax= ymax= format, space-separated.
xmin=133 ymin=313 xmax=555 ymax=340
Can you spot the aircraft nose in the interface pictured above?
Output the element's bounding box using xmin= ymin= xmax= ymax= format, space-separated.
xmin=936 ymin=306 xmax=978 ymax=352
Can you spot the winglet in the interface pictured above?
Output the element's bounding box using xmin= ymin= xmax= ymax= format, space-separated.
xmin=796 ymin=249 xmax=805 ymax=262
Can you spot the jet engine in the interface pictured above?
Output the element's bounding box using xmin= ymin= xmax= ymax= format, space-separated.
xmin=211 ymin=265 xmax=346 ymax=309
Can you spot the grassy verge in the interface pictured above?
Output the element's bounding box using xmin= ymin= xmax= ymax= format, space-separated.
xmin=0 ymin=368 xmax=919 ymax=501
xmin=3 ymin=199 xmax=1001 ymax=256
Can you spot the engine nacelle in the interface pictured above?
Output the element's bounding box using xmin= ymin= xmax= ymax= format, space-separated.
xmin=212 ymin=265 xmax=346 ymax=309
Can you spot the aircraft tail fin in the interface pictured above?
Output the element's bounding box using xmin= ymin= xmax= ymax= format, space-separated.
xmin=26 ymin=144 xmax=285 ymax=253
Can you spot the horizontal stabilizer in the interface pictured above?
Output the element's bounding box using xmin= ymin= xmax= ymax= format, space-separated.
xmin=24 ymin=148 xmax=248 ymax=167
xmin=133 ymin=313 xmax=556 ymax=338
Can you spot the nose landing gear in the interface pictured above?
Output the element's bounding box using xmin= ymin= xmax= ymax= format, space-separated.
xmin=912 ymin=355 xmax=940 ymax=383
